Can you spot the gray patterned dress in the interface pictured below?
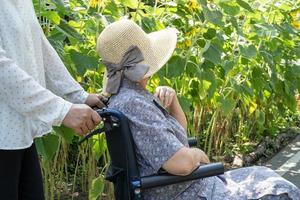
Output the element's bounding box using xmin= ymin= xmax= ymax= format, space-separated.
xmin=108 ymin=78 xmax=300 ymax=200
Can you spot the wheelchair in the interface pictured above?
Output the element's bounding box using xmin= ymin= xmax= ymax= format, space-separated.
xmin=80 ymin=108 xmax=224 ymax=200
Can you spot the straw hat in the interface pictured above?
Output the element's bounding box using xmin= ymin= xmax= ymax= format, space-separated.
xmin=96 ymin=19 xmax=177 ymax=79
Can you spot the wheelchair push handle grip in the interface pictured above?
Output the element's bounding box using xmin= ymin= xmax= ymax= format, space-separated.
xmin=78 ymin=109 xmax=107 ymax=145
xmin=79 ymin=109 xmax=121 ymax=145
xmin=96 ymin=109 xmax=106 ymax=118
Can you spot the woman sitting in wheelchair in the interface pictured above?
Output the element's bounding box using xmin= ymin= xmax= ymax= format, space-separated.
xmin=97 ymin=19 xmax=300 ymax=200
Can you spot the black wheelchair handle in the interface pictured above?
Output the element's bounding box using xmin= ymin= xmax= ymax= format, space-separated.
xmin=78 ymin=109 xmax=120 ymax=145
xmin=78 ymin=109 xmax=108 ymax=145
xmin=96 ymin=109 xmax=106 ymax=118
xmin=140 ymin=162 xmax=225 ymax=189
xmin=187 ymin=137 xmax=197 ymax=147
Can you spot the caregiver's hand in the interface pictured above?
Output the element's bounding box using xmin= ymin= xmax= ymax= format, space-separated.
xmin=62 ymin=104 xmax=102 ymax=135
xmin=85 ymin=94 xmax=106 ymax=108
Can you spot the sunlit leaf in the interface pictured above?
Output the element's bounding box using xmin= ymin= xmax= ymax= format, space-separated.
xmin=56 ymin=19 xmax=83 ymax=41
xmin=42 ymin=11 xmax=61 ymax=25
xmin=249 ymin=102 xmax=257 ymax=114
xmin=219 ymin=97 xmax=236 ymax=115
xmin=203 ymin=45 xmax=222 ymax=65
xmin=35 ymin=134 xmax=59 ymax=161
xmin=166 ymin=56 xmax=186 ymax=78
xmin=236 ymin=0 xmax=254 ymax=13
xmin=220 ymin=2 xmax=240 ymax=16
xmin=89 ymin=175 xmax=105 ymax=200
xmin=239 ymin=45 xmax=257 ymax=59
xmin=203 ymin=7 xmax=224 ymax=26
xmin=203 ymin=28 xmax=216 ymax=40
xmin=69 ymin=49 xmax=99 ymax=75
xmin=121 ymin=0 xmax=139 ymax=9
xmin=53 ymin=126 xmax=74 ymax=143
xmin=178 ymin=96 xmax=191 ymax=113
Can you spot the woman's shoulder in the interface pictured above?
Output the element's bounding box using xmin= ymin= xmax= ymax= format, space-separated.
xmin=108 ymin=88 xmax=150 ymax=111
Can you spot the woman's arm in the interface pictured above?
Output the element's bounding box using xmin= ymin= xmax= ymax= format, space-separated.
xmin=154 ymin=86 xmax=209 ymax=175
xmin=162 ymin=147 xmax=210 ymax=176
xmin=112 ymin=95 xmax=208 ymax=176
xmin=155 ymin=86 xmax=187 ymax=130
xmin=169 ymin=96 xmax=187 ymax=130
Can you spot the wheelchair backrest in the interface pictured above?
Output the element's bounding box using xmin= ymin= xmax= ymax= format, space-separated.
xmin=101 ymin=109 xmax=140 ymax=200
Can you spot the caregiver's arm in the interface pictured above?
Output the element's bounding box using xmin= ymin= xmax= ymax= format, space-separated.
xmin=162 ymin=147 xmax=210 ymax=176
xmin=40 ymin=32 xmax=105 ymax=108
xmin=0 ymin=44 xmax=100 ymax=135
xmin=155 ymin=86 xmax=187 ymax=130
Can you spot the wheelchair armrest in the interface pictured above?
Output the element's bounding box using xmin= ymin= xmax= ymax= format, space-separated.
xmin=140 ymin=162 xmax=224 ymax=189
xmin=188 ymin=137 xmax=197 ymax=147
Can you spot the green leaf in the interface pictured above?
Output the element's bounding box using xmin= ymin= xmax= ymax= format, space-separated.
xmin=186 ymin=57 xmax=200 ymax=76
xmin=236 ymin=0 xmax=254 ymax=12
xmin=199 ymin=80 xmax=212 ymax=100
xmin=197 ymin=0 xmax=207 ymax=6
xmin=121 ymin=0 xmax=139 ymax=9
xmin=178 ymin=96 xmax=191 ymax=113
xmin=35 ymin=134 xmax=59 ymax=161
xmin=49 ymin=0 xmax=65 ymax=10
xmin=69 ymin=50 xmax=99 ymax=75
xmin=260 ymin=51 xmax=274 ymax=67
xmin=203 ymin=28 xmax=216 ymax=40
xmin=220 ymin=3 xmax=240 ymax=16
xmin=250 ymin=67 xmax=265 ymax=90
xmin=197 ymin=38 xmax=206 ymax=48
xmin=201 ymin=69 xmax=217 ymax=100
xmin=223 ymin=60 xmax=235 ymax=75
xmin=53 ymin=126 xmax=74 ymax=143
xmin=220 ymin=98 xmax=236 ymax=115
xmin=141 ymin=17 xmax=157 ymax=32
xmin=56 ymin=19 xmax=83 ymax=41
xmin=93 ymin=134 xmax=107 ymax=161
xmin=230 ymin=17 xmax=243 ymax=35
xmin=89 ymin=176 xmax=105 ymax=200
xmin=42 ymin=11 xmax=61 ymax=25
xmin=203 ymin=45 xmax=221 ymax=65
xmin=104 ymin=1 xmax=121 ymax=17
xmin=256 ymin=110 xmax=265 ymax=125
xmin=166 ymin=56 xmax=185 ymax=78
xmin=203 ymin=8 xmax=224 ymax=27
xmin=239 ymin=45 xmax=257 ymax=59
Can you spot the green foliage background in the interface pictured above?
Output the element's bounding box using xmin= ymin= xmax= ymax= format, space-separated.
xmin=32 ymin=0 xmax=300 ymax=199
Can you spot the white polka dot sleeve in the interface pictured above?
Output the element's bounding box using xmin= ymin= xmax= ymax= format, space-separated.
xmin=0 ymin=44 xmax=72 ymax=126
xmin=41 ymin=34 xmax=89 ymax=104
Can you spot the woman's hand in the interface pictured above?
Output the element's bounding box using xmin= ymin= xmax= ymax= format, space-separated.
xmin=155 ymin=86 xmax=187 ymax=130
xmin=162 ymin=147 xmax=210 ymax=176
xmin=192 ymin=148 xmax=210 ymax=164
xmin=154 ymin=86 xmax=177 ymax=109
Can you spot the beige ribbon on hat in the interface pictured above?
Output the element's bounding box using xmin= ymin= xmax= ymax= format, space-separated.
xmin=103 ymin=45 xmax=150 ymax=94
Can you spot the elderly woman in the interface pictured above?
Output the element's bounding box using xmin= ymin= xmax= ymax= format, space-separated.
xmin=97 ymin=19 xmax=300 ymax=200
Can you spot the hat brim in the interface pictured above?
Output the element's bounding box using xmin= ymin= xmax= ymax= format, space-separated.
xmin=143 ymin=28 xmax=178 ymax=78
